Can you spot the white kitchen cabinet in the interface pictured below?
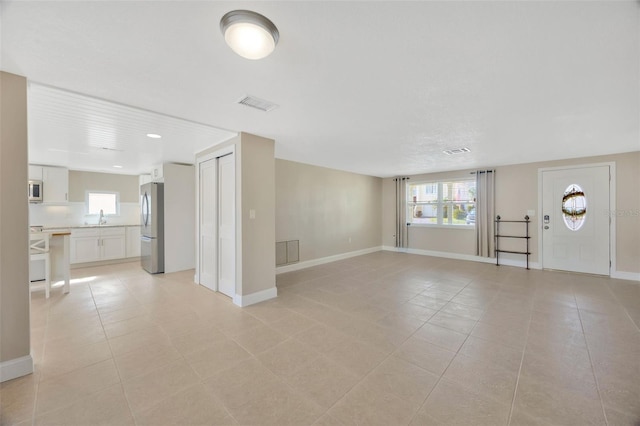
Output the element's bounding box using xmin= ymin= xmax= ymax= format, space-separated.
xmin=70 ymin=227 xmax=126 ymax=264
xmin=42 ymin=166 xmax=69 ymax=203
xmin=70 ymin=228 xmax=101 ymax=263
xmin=126 ymin=226 xmax=141 ymax=257
xmin=29 ymin=165 xmax=43 ymax=180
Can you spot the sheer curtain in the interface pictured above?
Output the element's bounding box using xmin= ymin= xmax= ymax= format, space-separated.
xmin=475 ymin=170 xmax=495 ymax=257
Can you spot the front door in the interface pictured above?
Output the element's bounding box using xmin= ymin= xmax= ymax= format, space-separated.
xmin=541 ymin=165 xmax=610 ymax=275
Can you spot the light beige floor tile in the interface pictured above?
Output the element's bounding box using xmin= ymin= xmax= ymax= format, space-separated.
xmin=362 ymin=355 xmax=439 ymax=408
xmin=256 ymin=337 xmax=319 ymax=378
xmin=513 ymin=373 xmax=606 ymax=425
xmin=0 ymin=373 xmax=39 ymax=425
xmin=107 ymin=325 xmax=171 ymax=356
xmin=26 ymin=252 xmax=640 ymax=426
xmin=102 ymin=315 xmax=156 ymax=339
xmin=284 ymin=354 xmax=360 ymax=409
xmin=39 ymin=340 xmax=113 ymax=379
xmin=459 ymin=335 xmax=523 ymax=373
xmin=443 ymin=353 xmax=518 ymax=405
xmin=428 ymin=311 xmax=477 ymax=334
xmin=114 ymin=341 xmax=182 ymax=381
xmin=328 ymin=381 xmax=417 ymax=426
xmin=268 ymin=311 xmax=317 ymax=336
xmin=293 ymin=324 xmax=350 ymax=353
xmin=323 ymin=338 xmax=389 ymax=378
xmin=407 ymin=294 xmax=449 ymax=310
xmin=394 ymin=336 xmax=456 ymax=376
xmin=414 ymin=323 xmax=468 ymax=352
xmin=34 ymin=384 xmax=133 ymax=426
xmin=230 ymin=383 xmax=324 ymax=426
xmin=519 ymin=352 xmax=599 ymax=399
xmin=472 ymin=319 xmax=529 ymax=350
xmin=184 ymin=337 xmax=252 ymax=379
xmin=36 ymin=359 xmax=120 ymax=416
xmin=232 ymin=324 xmax=288 ymax=355
xmin=169 ymin=324 xmax=226 ymax=355
xmin=418 ymin=379 xmax=511 ymax=426
xmin=121 ymin=359 xmax=200 ymax=414
xmin=134 ymin=384 xmax=235 ymax=426
xmin=204 ymin=358 xmax=284 ymax=410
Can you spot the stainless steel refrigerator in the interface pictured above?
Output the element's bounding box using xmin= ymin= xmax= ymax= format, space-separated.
xmin=140 ymin=182 xmax=164 ymax=273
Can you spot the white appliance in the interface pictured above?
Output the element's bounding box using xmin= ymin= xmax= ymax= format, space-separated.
xmin=140 ymin=182 xmax=164 ymax=273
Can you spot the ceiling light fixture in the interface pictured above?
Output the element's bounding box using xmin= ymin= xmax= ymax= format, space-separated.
xmin=113 ymin=165 xmax=123 ymax=169
xmin=220 ymin=10 xmax=279 ymax=60
xmin=146 ymin=133 xmax=162 ymax=139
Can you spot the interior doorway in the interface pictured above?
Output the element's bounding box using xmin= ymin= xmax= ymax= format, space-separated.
xmin=197 ymin=149 xmax=235 ymax=298
xmin=540 ymin=164 xmax=611 ymax=275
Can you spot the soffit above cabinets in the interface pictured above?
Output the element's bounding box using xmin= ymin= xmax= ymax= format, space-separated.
xmin=27 ymin=83 xmax=237 ymax=175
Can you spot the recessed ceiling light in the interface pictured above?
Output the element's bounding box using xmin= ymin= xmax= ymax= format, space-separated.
xmin=113 ymin=165 xmax=123 ymax=169
xmin=146 ymin=133 xmax=162 ymax=139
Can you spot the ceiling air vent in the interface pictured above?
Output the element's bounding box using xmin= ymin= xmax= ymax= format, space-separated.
xmin=443 ymin=147 xmax=471 ymax=155
xmin=237 ymin=95 xmax=278 ymax=112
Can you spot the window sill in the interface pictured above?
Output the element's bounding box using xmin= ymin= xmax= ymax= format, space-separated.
xmin=408 ymin=223 xmax=476 ymax=230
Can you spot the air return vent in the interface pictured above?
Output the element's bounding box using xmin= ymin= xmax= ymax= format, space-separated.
xmin=443 ymin=147 xmax=471 ymax=155
xmin=237 ymin=95 xmax=278 ymax=112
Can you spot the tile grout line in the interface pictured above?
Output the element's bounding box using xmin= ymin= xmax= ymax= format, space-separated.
xmin=573 ymin=291 xmax=609 ymax=426
xmin=502 ymin=271 xmax=535 ymax=426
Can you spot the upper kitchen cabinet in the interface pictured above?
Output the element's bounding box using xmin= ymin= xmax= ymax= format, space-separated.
xmin=42 ymin=166 xmax=69 ymax=203
xmin=28 ymin=165 xmax=43 ymax=180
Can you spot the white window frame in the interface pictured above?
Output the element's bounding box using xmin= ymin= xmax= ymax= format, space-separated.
xmin=407 ymin=179 xmax=475 ymax=229
xmin=85 ymin=191 xmax=120 ymax=216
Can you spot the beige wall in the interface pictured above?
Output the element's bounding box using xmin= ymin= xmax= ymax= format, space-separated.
xmin=241 ymin=134 xmax=276 ymax=296
xmin=276 ymin=159 xmax=383 ymax=262
xmin=69 ymin=170 xmax=139 ymax=203
xmin=381 ymin=151 xmax=640 ymax=274
xmin=0 ymin=72 xmax=31 ymax=371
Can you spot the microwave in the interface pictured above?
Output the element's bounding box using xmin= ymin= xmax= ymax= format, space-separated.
xmin=28 ymin=180 xmax=43 ymax=203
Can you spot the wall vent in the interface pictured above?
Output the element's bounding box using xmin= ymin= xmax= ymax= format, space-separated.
xmin=443 ymin=147 xmax=471 ymax=155
xmin=276 ymin=240 xmax=299 ymax=266
xmin=237 ymin=95 xmax=279 ymax=112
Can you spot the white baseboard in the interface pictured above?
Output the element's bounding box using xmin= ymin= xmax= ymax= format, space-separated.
xmin=233 ymin=286 xmax=278 ymax=307
xmin=611 ymin=270 xmax=640 ymax=282
xmin=381 ymin=246 xmax=541 ymax=270
xmin=276 ymin=246 xmax=383 ymax=274
xmin=0 ymin=355 xmax=33 ymax=383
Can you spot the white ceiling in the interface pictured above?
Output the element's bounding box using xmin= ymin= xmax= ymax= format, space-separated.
xmin=1 ymin=1 xmax=638 ymax=178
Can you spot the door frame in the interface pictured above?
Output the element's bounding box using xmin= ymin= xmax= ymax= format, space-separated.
xmin=195 ymin=145 xmax=235 ymax=287
xmin=537 ymin=161 xmax=616 ymax=275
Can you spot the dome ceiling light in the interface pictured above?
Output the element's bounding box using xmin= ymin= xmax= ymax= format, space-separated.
xmin=220 ymin=10 xmax=279 ymax=60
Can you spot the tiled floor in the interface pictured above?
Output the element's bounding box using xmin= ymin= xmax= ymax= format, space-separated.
xmin=2 ymin=252 xmax=639 ymax=425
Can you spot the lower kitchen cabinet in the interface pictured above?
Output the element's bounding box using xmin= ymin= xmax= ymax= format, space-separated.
xmin=126 ymin=226 xmax=141 ymax=258
xmin=70 ymin=227 xmax=126 ymax=264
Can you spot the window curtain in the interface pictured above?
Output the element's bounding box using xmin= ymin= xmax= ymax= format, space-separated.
xmin=395 ymin=177 xmax=409 ymax=248
xmin=475 ymin=170 xmax=495 ymax=257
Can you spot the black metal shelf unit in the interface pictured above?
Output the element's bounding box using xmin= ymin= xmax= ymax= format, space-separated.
xmin=495 ymin=215 xmax=530 ymax=269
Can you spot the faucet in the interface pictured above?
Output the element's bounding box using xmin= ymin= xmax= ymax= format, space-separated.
xmin=99 ymin=209 xmax=107 ymax=225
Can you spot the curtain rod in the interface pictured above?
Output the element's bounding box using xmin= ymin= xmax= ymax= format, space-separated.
xmin=470 ymin=170 xmax=495 ymax=174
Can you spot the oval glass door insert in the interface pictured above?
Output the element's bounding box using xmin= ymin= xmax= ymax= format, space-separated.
xmin=562 ymin=184 xmax=587 ymax=231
